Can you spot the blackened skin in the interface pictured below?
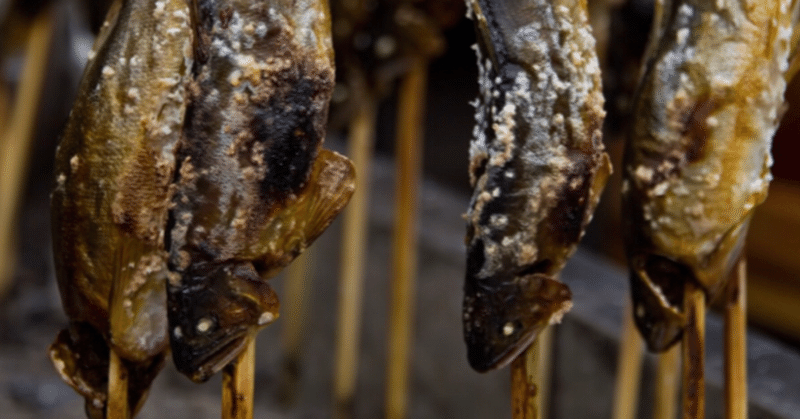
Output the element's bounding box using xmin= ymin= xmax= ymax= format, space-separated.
xmin=546 ymin=156 xmax=594 ymax=247
xmin=250 ymin=77 xmax=320 ymax=201
xmin=168 ymin=259 xmax=278 ymax=382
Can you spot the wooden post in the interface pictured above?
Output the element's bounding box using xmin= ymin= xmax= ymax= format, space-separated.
xmin=222 ymin=335 xmax=256 ymax=419
xmin=386 ymin=56 xmax=427 ymax=419
xmin=682 ymin=284 xmax=705 ymax=419
xmin=724 ymin=259 xmax=747 ymax=419
xmin=107 ymin=351 xmax=130 ymax=419
xmin=332 ymin=91 xmax=377 ymax=419
xmin=612 ymin=301 xmax=644 ymax=419
xmin=0 ymin=7 xmax=54 ymax=298
xmin=654 ymin=344 xmax=680 ymax=419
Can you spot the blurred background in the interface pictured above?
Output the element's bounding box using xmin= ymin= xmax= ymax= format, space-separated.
xmin=1 ymin=0 xmax=799 ymax=417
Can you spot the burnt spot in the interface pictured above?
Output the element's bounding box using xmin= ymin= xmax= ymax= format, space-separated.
xmin=546 ymin=157 xmax=593 ymax=247
xmin=680 ymin=95 xmax=717 ymax=163
xmin=249 ymin=76 xmax=326 ymax=201
xmin=465 ymin=238 xmax=487 ymax=279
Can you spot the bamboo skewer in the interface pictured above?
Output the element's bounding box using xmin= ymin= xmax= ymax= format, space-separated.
xmin=612 ymin=301 xmax=644 ymax=419
xmin=107 ymin=350 xmax=130 ymax=419
xmin=511 ymin=343 xmax=537 ymax=419
xmin=682 ymin=283 xmax=706 ymax=419
xmin=222 ymin=335 xmax=256 ymax=419
xmin=279 ymin=247 xmax=315 ymax=406
xmin=724 ymin=259 xmax=748 ymax=419
xmin=511 ymin=326 xmax=553 ymax=419
xmin=534 ymin=326 xmax=554 ymax=419
xmin=655 ymin=344 xmax=681 ymax=419
xmin=332 ymin=90 xmax=377 ymax=419
xmin=0 ymin=7 xmax=54 ymax=299
xmin=386 ymin=56 xmax=427 ymax=419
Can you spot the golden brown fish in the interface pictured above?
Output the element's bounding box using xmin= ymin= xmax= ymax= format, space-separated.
xmin=49 ymin=0 xmax=193 ymax=416
xmin=463 ymin=0 xmax=611 ymax=372
xmin=623 ymin=0 xmax=797 ymax=352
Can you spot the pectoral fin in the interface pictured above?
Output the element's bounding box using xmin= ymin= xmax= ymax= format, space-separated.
xmin=245 ymin=148 xmax=356 ymax=277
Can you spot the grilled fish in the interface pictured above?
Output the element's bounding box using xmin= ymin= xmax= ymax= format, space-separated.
xmin=167 ymin=0 xmax=355 ymax=382
xmin=623 ymin=0 xmax=797 ymax=351
xmin=463 ymin=0 xmax=611 ymax=372
xmin=49 ymin=0 xmax=193 ymax=416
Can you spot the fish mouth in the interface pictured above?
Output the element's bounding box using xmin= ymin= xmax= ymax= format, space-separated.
xmin=170 ymin=327 xmax=250 ymax=383
xmin=629 ymin=254 xmax=690 ymax=352
xmin=466 ymin=320 xmax=540 ymax=373
xmin=167 ymin=260 xmax=279 ymax=382
xmin=464 ymin=272 xmax=572 ymax=372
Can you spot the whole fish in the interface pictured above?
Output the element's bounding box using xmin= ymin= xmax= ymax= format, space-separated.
xmin=167 ymin=0 xmax=355 ymax=382
xmin=623 ymin=0 xmax=797 ymax=351
xmin=463 ymin=0 xmax=611 ymax=372
xmin=49 ymin=0 xmax=193 ymax=416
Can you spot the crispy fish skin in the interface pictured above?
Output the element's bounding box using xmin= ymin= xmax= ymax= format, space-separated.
xmin=168 ymin=0 xmax=354 ymax=382
xmin=623 ymin=0 xmax=796 ymax=352
xmin=463 ymin=0 xmax=611 ymax=372
xmin=49 ymin=0 xmax=193 ymax=416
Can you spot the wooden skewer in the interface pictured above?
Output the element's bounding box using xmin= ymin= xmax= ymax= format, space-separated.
xmin=511 ymin=345 xmax=537 ymax=419
xmin=511 ymin=326 xmax=553 ymax=419
xmin=279 ymin=247 xmax=315 ymax=406
xmin=107 ymin=350 xmax=130 ymax=419
xmin=682 ymin=283 xmax=705 ymax=419
xmin=222 ymin=334 xmax=256 ymax=419
xmin=654 ymin=343 xmax=681 ymax=419
xmin=332 ymin=87 xmax=377 ymax=419
xmin=535 ymin=326 xmax=554 ymax=419
xmin=386 ymin=56 xmax=427 ymax=419
xmin=0 ymin=6 xmax=54 ymax=299
xmin=611 ymin=301 xmax=644 ymax=419
xmin=724 ymin=259 xmax=748 ymax=419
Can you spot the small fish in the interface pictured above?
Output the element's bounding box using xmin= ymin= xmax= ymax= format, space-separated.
xmin=167 ymin=0 xmax=354 ymax=382
xmin=463 ymin=0 xmax=610 ymax=372
xmin=49 ymin=0 xmax=193 ymax=416
xmin=623 ymin=0 xmax=797 ymax=352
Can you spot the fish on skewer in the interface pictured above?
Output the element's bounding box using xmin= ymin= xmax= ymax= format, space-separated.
xmin=623 ymin=0 xmax=798 ymax=352
xmin=463 ymin=0 xmax=611 ymax=372
xmin=167 ymin=0 xmax=355 ymax=382
xmin=49 ymin=0 xmax=193 ymax=416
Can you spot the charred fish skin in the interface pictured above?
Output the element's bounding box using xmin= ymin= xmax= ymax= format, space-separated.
xmin=168 ymin=0 xmax=355 ymax=382
xmin=49 ymin=0 xmax=192 ymax=415
xmin=463 ymin=0 xmax=610 ymax=372
xmin=623 ymin=0 xmax=795 ymax=352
